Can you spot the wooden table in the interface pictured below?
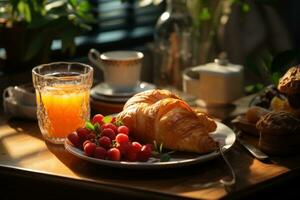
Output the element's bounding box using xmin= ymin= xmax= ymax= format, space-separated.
xmin=1 ymin=107 xmax=300 ymax=200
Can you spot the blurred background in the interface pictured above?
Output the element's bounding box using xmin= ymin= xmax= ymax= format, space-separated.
xmin=0 ymin=0 xmax=300 ymax=93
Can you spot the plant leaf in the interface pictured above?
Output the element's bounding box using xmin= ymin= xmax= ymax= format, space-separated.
xmin=103 ymin=116 xmax=113 ymax=124
xmin=112 ymin=140 xmax=117 ymax=147
xmin=271 ymin=72 xmax=281 ymax=86
xmin=94 ymin=122 xmax=100 ymax=131
xmin=242 ymin=3 xmax=250 ymax=13
xmin=68 ymin=0 xmax=78 ymax=7
xmin=114 ymin=119 xmax=123 ymax=126
xmin=160 ymin=153 xmax=171 ymax=162
xmin=153 ymin=140 xmax=158 ymax=152
xmin=152 ymin=151 xmax=160 ymax=156
xmin=61 ymin=27 xmax=77 ymax=54
xmin=245 ymin=83 xmax=264 ymax=94
xmin=24 ymin=29 xmax=50 ymax=61
xmin=198 ymin=7 xmax=210 ymax=21
xmin=18 ymin=1 xmax=32 ymax=22
xmin=85 ymin=121 xmax=95 ymax=131
xmin=159 ymin=143 xmax=163 ymax=153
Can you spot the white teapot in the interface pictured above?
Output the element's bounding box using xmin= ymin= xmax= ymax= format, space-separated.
xmin=183 ymin=59 xmax=244 ymax=106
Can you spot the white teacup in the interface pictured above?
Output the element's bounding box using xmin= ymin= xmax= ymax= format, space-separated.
xmin=88 ymin=49 xmax=143 ymax=92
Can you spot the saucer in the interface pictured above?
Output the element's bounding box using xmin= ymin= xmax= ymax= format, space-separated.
xmin=92 ymin=82 xmax=156 ymax=98
xmin=90 ymin=91 xmax=130 ymax=103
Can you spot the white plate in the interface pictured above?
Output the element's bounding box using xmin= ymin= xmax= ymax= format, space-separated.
xmin=92 ymin=82 xmax=156 ymax=98
xmin=64 ymin=122 xmax=236 ymax=169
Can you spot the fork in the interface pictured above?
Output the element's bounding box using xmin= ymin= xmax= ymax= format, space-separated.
xmin=192 ymin=144 xmax=236 ymax=189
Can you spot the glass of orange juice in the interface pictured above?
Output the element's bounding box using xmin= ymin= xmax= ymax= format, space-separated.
xmin=32 ymin=62 xmax=93 ymax=144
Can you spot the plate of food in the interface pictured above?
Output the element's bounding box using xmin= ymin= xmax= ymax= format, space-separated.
xmin=65 ymin=89 xmax=236 ymax=169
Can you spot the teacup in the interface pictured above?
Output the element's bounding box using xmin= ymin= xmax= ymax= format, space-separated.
xmin=88 ymin=49 xmax=143 ymax=92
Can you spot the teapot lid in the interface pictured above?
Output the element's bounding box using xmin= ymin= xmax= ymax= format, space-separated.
xmin=191 ymin=58 xmax=243 ymax=77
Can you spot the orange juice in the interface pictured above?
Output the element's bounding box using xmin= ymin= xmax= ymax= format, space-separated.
xmin=36 ymin=84 xmax=90 ymax=139
xmin=32 ymin=62 xmax=93 ymax=144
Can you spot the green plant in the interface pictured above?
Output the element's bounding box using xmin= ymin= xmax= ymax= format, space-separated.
xmin=245 ymin=49 xmax=300 ymax=93
xmin=0 ymin=0 xmax=94 ymax=66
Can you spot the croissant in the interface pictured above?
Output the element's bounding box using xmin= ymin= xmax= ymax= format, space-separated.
xmin=117 ymin=89 xmax=218 ymax=154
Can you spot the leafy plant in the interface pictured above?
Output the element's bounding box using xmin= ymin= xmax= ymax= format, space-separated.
xmin=245 ymin=49 xmax=300 ymax=93
xmin=0 ymin=0 xmax=94 ymax=62
xmin=186 ymin=0 xmax=250 ymax=65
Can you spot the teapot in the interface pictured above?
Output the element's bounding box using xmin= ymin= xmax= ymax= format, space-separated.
xmin=183 ymin=59 xmax=244 ymax=106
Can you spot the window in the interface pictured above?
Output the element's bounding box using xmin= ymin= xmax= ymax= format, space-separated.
xmin=52 ymin=0 xmax=165 ymax=56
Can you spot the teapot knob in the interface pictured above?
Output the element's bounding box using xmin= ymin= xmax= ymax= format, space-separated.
xmin=214 ymin=58 xmax=229 ymax=66
xmin=214 ymin=52 xmax=228 ymax=66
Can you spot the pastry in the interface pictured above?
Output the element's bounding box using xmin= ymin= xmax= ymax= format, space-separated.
xmin=256 ymin=111 xmax=300 ymax=155
xmin=231 ymin=115 xmax=259 ymax=136
xmin=246 ymin=106 xmax=269 ymax=124
xmin=278 ymin=66 xmax=300 ymax=109
xmin=231 ymin=106 xmax=269 ymax=136
xmin=117 ymin=89 xmax=218 ymax=154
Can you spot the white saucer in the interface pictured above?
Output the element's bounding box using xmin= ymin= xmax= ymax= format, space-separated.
xmin=92 ymin=82 xmax=156 ymax=98
xmin=90 ymin=92 xmax=131 ymax=103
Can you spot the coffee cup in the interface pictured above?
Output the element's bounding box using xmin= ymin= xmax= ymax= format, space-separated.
xmin=88 ymin=49 xmax=143 ymax=92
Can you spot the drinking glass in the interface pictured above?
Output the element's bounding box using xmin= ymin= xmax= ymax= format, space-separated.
xmin=32 ymin=62 xmax=93 ymax=144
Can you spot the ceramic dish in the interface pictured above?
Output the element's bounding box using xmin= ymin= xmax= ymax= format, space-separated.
xmin=3 ymin=86 xmax=37 ymax=120
xmin=64 ymin=121 xmax=236 ymax=169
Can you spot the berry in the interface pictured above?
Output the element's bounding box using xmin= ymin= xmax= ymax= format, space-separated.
xmin=116 ymin=142 xmax=131 ymax=156
xmin=102 ymin=123 xmax=117 ymax=133
xmin=67 ymin=132 xmax=80 ymax=147
xmin=115 ymin=133 xmax=129 ymax=144
xmin=101 ymin=128 xmax=116 ymax=140
xmin=84 ymin=142 xmax=96 ymax=157
xmin=94 ymin=147 xmax=106 ymax=159
xmin=111 ymin=117 xmax=116 ymax=123
xmin=82 ymin=140 xmax=92 ymax=149
xmin=87 ymin=132 xmax=96 ymax=140
xmin=144 ymin=144 xmax=153 ymax=151
xmin=107 ymin=148 xmax=121 ymax=161
xmin=92 ymin=114 xmax=104 ymax=125
xmin=137 ymin=145 xmax=152 ymax=162
xmin=126 ymin=145 xmax=138 ymax=162
xmin=117 ymin=125 xmax=129 ymax=135
xmin=131 ymin=142 xmax=142 ymax=152
xmin=76 ymin=127 xmax=90 ymax=141
xmin=98 ymin=136 xmax=111 ymax=149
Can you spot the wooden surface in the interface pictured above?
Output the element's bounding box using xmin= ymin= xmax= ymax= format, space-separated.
xmin=0 ymin=112 xmax=300 ymax=199
xmin=90 ymin=97 xmax=124 ymax=115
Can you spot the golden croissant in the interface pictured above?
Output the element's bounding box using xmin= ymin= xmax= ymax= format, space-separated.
xmin=117 ymin=89 xmax=218 ymax=154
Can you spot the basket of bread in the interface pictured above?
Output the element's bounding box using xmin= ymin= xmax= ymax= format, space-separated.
xmin=232 ymin=66 xmax=300 ymax=155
